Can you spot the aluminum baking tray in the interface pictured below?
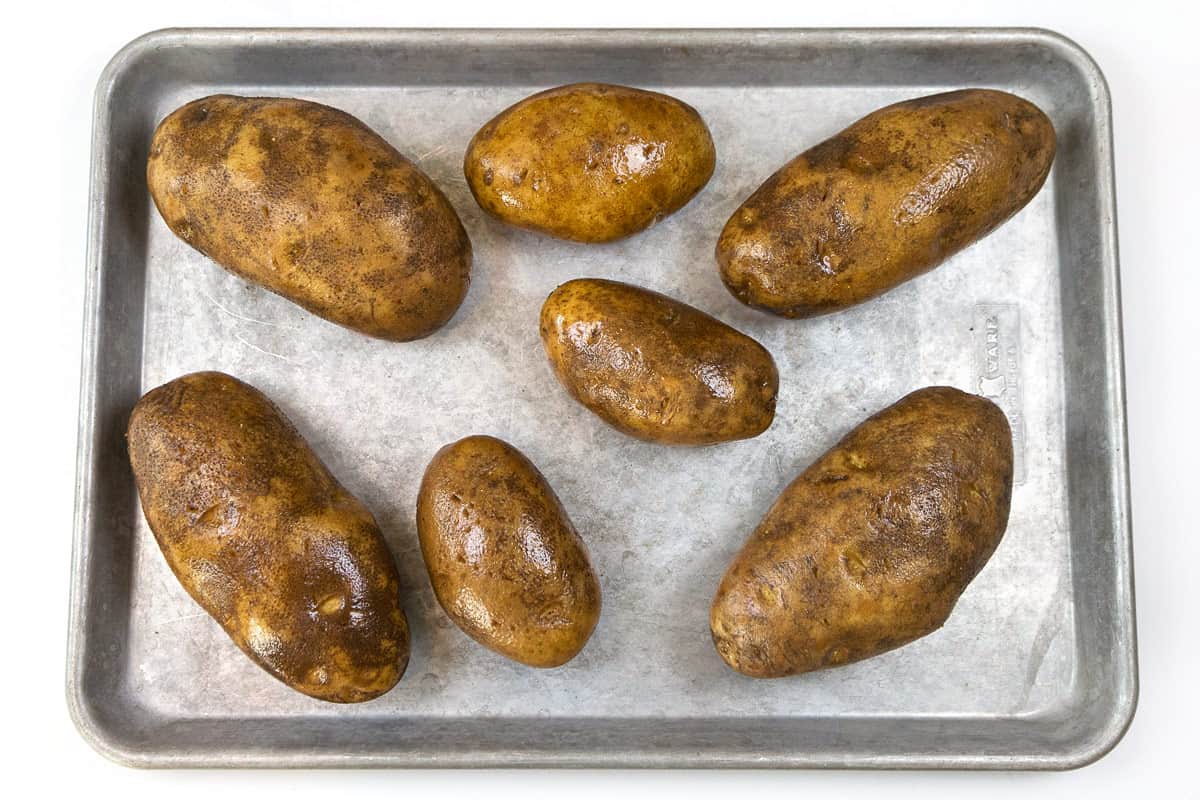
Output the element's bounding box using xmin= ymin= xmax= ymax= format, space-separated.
xmin=68 ymin=28 xmax=1136 ymax=769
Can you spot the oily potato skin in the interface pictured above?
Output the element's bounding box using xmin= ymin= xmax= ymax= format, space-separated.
xmin=127 ymin=371 xmax=410 ymax=702
xmin=710 ymin=386 xmax=1013 ymax=678
xmin=417 ymin=436 xmax=601 ymax=667
xmin=147 ymin=95 xmax=471 ymax=341
xmin=539 ymin=279 xmax=779 ymax=445
xmin=717 ymin=89 xmax=1056 ymax=317
xmin=464 ymin=83 xmax=716 ymax=242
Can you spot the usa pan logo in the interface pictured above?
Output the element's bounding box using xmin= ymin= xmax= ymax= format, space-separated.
xmin=974 ymin=304 xmax=1026 ymax=484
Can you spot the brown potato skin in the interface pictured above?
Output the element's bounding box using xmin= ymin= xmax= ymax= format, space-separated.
xmin=540 ymin=279 xmax=778 ymax=445
xmin=147 ymin=95 xmax=471 ymax=341
xmin=416 ymin=436 xmax=601 ymax=668
xmin=464 ymin=83 xmax=716 ymax=242
xmin=710 ymin=386 xmax=1013 ymax=678
xmin=126 ymin=371 xmax=410 ymax=702
xmin=717 ymin=89 xmax=1056 ymax=317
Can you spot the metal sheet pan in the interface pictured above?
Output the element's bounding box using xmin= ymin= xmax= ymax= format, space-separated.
xmin=67 ymin=28 xmax=1136 ymax=769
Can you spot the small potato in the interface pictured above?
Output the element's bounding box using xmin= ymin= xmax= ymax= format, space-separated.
xmin=127 ymin=371 xmax=410 ymax=702
xmin=710 ymin=386 xmax=1013 ymax=677
xmin=717 ymin=89 xmax=1056 ymax=317
xmin=417 ymin=436 xmax=600 ymax=667
xmin=539 ymin=279 xmax=778 ymax=445
xmin=147 ymin=95 xmax=471 ymax=341
xmin=464 ymin=83 xmax=716 ymax=242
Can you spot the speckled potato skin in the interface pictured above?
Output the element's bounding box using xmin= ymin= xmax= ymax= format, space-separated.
xmin=710 ymin=386 xmax=1013 ymax=678
xmin=147 ymin=95 xmax=472 ymax=341
xmin=464 ymin=83 xmax=716 ymax=242
xmin=717 ymin=89 xmax=1056 ymax=317
xmin=539 ymin=279 xmax=779 ymax=445
xmin=126 ymin=371 xmax=410 ymax=702
xmin=416 ymin=436 xmax=601 ymax=668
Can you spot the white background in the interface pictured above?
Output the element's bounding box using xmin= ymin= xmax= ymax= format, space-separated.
xmin=4 ymin=0 xmax=1196 ymax=795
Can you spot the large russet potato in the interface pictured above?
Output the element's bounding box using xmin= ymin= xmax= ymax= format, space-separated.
xmin=417 ymin=435 xmax=601 ymax=667
xmin=464 ymin=83 xmax=716 ymax=242
xmin=127 ymin=371 xmax=410 ymax=702
xmin=716 ymin=89 xmax=1056 ymax=317
xmin=147 ymin=95 xmax=472 ymax=341
xmin=710 ymin=386 xmax=1013 ymax=678
xmin=539 ymin=278 xmax=779 ymax=445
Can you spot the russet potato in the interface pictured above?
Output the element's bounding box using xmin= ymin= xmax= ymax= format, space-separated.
xmin=147 ymin=95 xmax=471 ymax=341
xmin=127 ymin=371 xmax=410 ymax=702
xmin=710 ymin=386 xmax=1013 ymax=677
xmin=417 ymin=435 xmax=601 ymax=667
xmin=464 ymin=83 xmax=715 ymax=242
xmin=539 ymin=278 xmax=778 ymax=445
xmin=717 ymin=89 xmax=1055 ymax=317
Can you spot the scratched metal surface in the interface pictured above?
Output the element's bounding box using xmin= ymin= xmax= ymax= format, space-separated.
xmin=68 ymin=29 xmax=1135 ymax=768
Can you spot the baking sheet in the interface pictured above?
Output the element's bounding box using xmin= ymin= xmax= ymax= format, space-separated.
xmin=68 ymin=28 xmax=1135 ymax=768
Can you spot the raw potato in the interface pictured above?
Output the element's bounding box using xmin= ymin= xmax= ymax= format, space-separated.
xmin=717 ymin=89 xmax=1056 ymax=317
xmin=464 ymin=83 xmax=716 ymax=242
xmin=417 ymin=436 xmax=600 ymax=667
xmin=540 ymin=279 xmax=779 ymax=445
xmin=147 ymin=95 xmax=471 ymax=341
xmin=127 ymin=371 xmax=410 ymax=702
xmin=710 ymin=386 xmax=1013 ymax=677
